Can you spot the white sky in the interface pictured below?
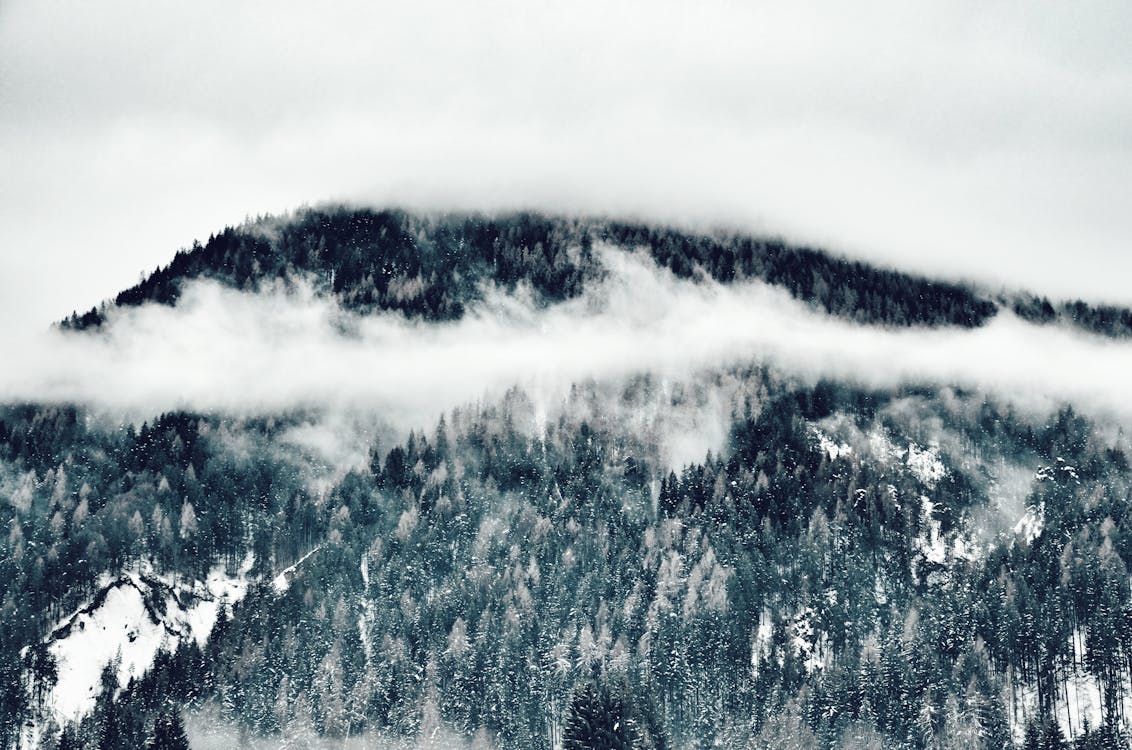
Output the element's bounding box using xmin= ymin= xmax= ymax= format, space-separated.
xmin=2 ymin=0 xmax=1131 ymax=334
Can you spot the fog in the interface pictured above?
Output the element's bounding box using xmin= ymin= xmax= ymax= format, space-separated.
xmin=186 ymin=703 xmax=480 ymax=750
xmin=2 ymin=0 xmax=1132 ymax=335
xmin=2 ymin=248 xmax=1131 ymax=444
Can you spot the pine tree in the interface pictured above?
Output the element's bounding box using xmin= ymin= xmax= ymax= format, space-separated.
xmin=147 ymin=709 xmax=190 ymax=750
xmin=57 ymin=726 xmax=81 ymax=750
xmin=1022 ymin=716 xmax=1067 ymax=750
xmin=562 ymin=682 xmax=640 ymax=750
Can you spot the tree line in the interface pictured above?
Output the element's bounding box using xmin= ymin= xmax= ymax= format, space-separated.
xmin=6 ymin=374 xmax=1132 ymax=747
xmin=60 ymin=207 xmax=1001 ymax=333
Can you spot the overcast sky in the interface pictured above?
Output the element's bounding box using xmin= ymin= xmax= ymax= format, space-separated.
xmin=2 ymin=0 xmax=1131 ymax=334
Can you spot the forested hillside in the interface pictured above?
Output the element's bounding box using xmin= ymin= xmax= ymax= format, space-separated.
xmin=7 ymin=208 xmax=1132 ymax=749
xmin=62 ymin=208 xmax=1132 ymax=341
xmin=1010 ymin=294 xmax=1132 ymax=339
xmin=59 ymin=208 xmax=1001 ymax=331
xmin=5 ymin=370 xmax=1132 ymax=749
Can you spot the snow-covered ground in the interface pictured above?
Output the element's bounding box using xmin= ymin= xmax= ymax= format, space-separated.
xmin=358 ymin=550 xmax=375 ymax=663
xmin=810 ymin=426 xmax=852 ymax=462
xmin=906 ymin=443 xmax=946 ymax=488
xmin=21 ymin=556 xmax=253 ymax=747
xmin=1012 ymin=502 xmax=1045 ymax=545
xmin=791 ymin=606 xmax=831 ymax=674
xmin=271 ymin=545 xmax=322 ymax=593
xmin=1009 ymin=460 xmax=1079 ymax=547
xmin=811 ymin=421 xmax=980 ymax=576
xmin=810 ymin=420 xmax=948 ymax=490
xmin=914 ymin=496 xmax=948 ymax=565
xmin=751 ymin=610 xmax=775 ymax=678
xmin=1006 ymin=628 xmax=1132 ymax=743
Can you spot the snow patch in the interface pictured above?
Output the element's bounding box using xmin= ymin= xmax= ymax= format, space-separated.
xmin=29 ymin=556 xmax=252 ymax=733
xmin=866 ymin=428 xmax=905 ymax=464
xmin=1005 ymin=629 xmax=1132 ymax=742
xmin=1013 ymin=502 xmax=1045 ymax=545
xmin=271 ymin=545 xmax=322 ymax=593
xmin=951 ymin=534 xmax=978 ymax=561
xmin=810 ymin=427 xmax=852 ymax=461
xmin=906 ymin=443 xmax=946 ymax=487
xmin=790 ymin=607 xmax=830 ymax=674
xmin=914 ymin=496 xmax=948 ymax=565
xmin=358 ymin=551 xmax=375 ymax=663
xmin=751 ymin=610 xmax=775 ymax=678
xmin=911 ymin=495 xmax=980 ymax=579
xmin=861 ymin=427 xmax=948 ymax=489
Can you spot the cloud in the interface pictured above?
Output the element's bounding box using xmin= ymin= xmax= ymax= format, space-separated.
xmin=2 ymin=247 xmax=1132 ymax=448
xmin=2 ymin=0 xmax=1132 ymax=336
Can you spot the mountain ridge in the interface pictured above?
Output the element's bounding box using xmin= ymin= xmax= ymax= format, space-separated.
xmin=7 ymin=207 xmax=1132 ymax=749
xmin=61 ymin=206 xmax=1132 ymax=342
xmin=60 ymin=206 xmax=999 ymax=332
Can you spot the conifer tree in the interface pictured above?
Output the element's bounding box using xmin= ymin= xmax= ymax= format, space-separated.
xmin=147 ymin=709 xmax=190 ymax=750
xmin=563 ymin=682 xmax=641 ymax=750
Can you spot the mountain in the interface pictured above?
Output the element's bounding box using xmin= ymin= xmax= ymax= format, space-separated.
xmin=58 ymin=207 xmax=1132 ymax=340
xmin=6 ymin=208 xmax=1132 ymax=749
xmin=60 ymin=206 xmax=999 ymax=330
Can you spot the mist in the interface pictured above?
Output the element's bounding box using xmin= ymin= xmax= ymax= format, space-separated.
xmin=2 ymin=247 xmax=1131 ymax=441
xmin=3 ymin=0 xmax=1132 ymax=336
xmin=186 ymin=703 xmax=479 ymax=750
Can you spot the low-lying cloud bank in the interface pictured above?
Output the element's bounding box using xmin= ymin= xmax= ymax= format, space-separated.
xmin=2 ymin=247 xmax=1130 ymax=430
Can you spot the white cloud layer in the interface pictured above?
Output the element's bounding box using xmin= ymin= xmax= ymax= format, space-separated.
xmin=2 ymin=248 xmax=1131 ymax=437
xmin=2 ymin=0 xmax=1132 ymax=334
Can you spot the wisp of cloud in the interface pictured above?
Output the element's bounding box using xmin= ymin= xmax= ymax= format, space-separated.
xmin=2 ymin=247 xmax=1131 ymax=434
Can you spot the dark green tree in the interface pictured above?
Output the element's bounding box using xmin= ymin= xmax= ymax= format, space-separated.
xmin=147 ymin=708 xmax=190 ymax=750
xmin=563 ymin=682 xmax=641 ymax=750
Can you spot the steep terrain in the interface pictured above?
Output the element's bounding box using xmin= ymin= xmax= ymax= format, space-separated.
xmin=60 ymin=208 xmax=1132 ymax=341
xmin=60 ymin=207 xmax=999 ymax=331
xmin=5 ymin=208 xmax=1132 ymax=749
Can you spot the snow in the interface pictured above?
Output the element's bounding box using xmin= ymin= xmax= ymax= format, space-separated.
xmin=866 ymin=428 xmax=905 ymax=464
xmin=872 ymin=574 xmax=888 ymax=605
xmin=790 ymin=607 xmax=830 ymax=674
xmin=26 ymin=557 xmax=252 ymax=738
xmin=810 ymin=427 xmax=852 ymax=461
xmin=861 ymin=427 xmax=949 ymax=489
xmin=271 ymin=545 xmax=322 ymax=593
xmin=49 ymin=580 xmax=166 ymax=723
xmin=1005 ymin=629 xmax=1132 ymax=743
xmin=915 ymin=496 xmax=947 ymax=564
xmin=358 ymin=551 xmax=375 ymax=662
xmin=812 ymin=422 xmax=948 ymax=493
xmin=1060 ymin=670 xmax=1105 ymax=739
xmin=951 ymin=534 xmax=978 ymax=561
xmin=1013 ymin=501 xmax=1045 ymax=544
xmin=1036 ymin=458 xmax=1080 ymax=484
xmin=906 ymin=443 xmax=946 ymax=487
xmin=750 ymin=606 xmax=830 ymax=677
xmin=909 ymin=494 xmax=982 ymax=579
xmin=751 ymin=610 xmax=775 ymax=677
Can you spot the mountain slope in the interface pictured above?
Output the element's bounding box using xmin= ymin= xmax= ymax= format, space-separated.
xmin=60 ymin=207 xmax=1000 ymax=331
xmin=6 ymin=208 xmax=1132 ymax=749
xmin=63 ymin=207 xmax=1132 ymax=341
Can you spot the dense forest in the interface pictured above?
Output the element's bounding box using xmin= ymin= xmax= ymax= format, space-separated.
xmin=59 ymin=208 xmax=1132 ymax=341
xmin=5 ymin=369 xmax=1132 ymax=749
xmin=59 ymin=207 xmax=1001 ymax=332
xmin=8 ymin=207 xmax=1132 ymax=748
xmin=1010 ymin=294 xmax=1132 ymax=339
